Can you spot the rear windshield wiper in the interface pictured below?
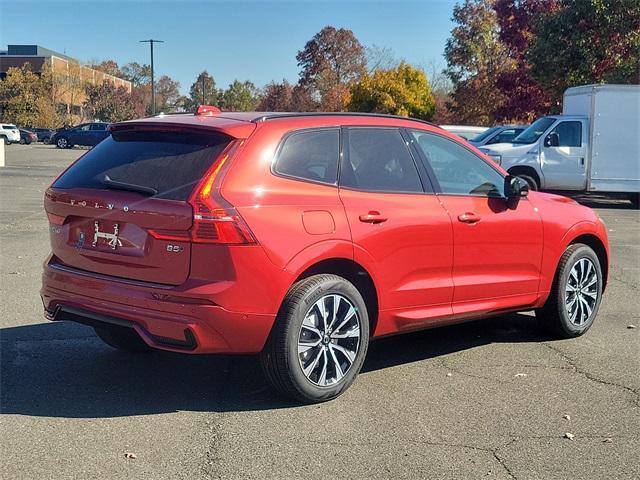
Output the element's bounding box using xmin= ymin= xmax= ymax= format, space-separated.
xmin=101 ymin=175 xmax=158 ymax=196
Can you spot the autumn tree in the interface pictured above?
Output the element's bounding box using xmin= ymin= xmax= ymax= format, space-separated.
xmin=423 ymin=61 xmax=455 ymax=123
xmin=221 ymin=80 xmax=258 ymax=111
xmin=296 ymin=26 xmax=367 ymax=111
xmin=256 ymin=80 xmax=294 ymax=111
xmin=89 ymin=59 xmax=123 ymax=78
xmin=155 ymin=75 xmax=181 ymax=112
xmin=348 ymin=62 xmax=436 ymax=120
xmin=444 ymin=0 xmax=512 ymax=125
xmin=84 ymin=82 xmax=138 ymax=122
xmin=493 ymin=0 xmax=559 ymax=122
xmin=0 ymin=64 xmax=61 ymax=127
xmin=528 ymin=0 xmax=640 ymax=99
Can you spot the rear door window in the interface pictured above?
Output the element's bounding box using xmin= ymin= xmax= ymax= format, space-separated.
xmin=53 ymin=129 xmax=232 ymax=200
xmin=274 ymin=128 xmax=340 ymax=185
xmin=341 ymin=128 xmax=423 ymax=193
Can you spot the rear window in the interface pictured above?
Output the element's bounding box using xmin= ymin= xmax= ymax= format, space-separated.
xmin=274 ymin=128 xmax=340 ymax=185
xmin=53 ymin=129 xmax=232 ymax=200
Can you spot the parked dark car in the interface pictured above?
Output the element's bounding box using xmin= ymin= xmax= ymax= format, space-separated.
xmin=51 ymin=122 xmax=110 ymax=149
xmin=19 ymin=129 xmax=38 ymax=145
xmin=33 ymin=128 xmax=56 ymax=144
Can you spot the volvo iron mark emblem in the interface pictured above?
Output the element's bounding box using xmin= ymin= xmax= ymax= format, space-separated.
xmin=93 ymin=221 xmax=122 ymax=250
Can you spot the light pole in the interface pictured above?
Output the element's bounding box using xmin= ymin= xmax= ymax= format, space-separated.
xmin=139 ymin=39 xmax=164 ymax=115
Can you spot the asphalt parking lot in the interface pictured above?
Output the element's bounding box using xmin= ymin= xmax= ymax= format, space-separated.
xmin=1 ymin=143 xmax=638 ymax=480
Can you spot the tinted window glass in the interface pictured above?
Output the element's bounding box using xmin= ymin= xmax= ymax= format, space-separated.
xmin=410 ymin=130 xmax=504 ymax=197
xmin=274 ymin=129 xmax=339 ymax=184
xmin=53 ymin=130 xmax=231 ymax=200
xmin=471 ymin=126 xmax=501 ymax=143
xmin=513 ymin=117 xmax=556 ymax=144
xmin=341 ymin=128 xmax=423 ymax=193
xmin=90 ymin=123 xmax=107 ymax=131
xmin=489 ymin=128 xmax=519 ymax=144
xmin=551 ymin=121 xmax=581 ymax=147
xmin=76 ymin=124 xmax=91 ymax=132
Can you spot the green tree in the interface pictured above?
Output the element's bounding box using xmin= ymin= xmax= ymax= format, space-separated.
xmin=0 ymin=64 xmax=61 ymax=127
xmin=84 ymin=82 xmax=138 ymax=122
xmin=348 ymin=62 xmax=436 ymax=120
xmin=444 ymin=0 xmax=513 ymax=125
xmin=121 ymin=62 xmax=151 ymax=87
xmin=529 ymin=0 xmax=640 ymax=99
xmin=186 ymin=71 xmax=219 ymax=110
xmin=222 ymin=80 xmax=258 ymax=111
xmin=297 ymin=26 xmax=367 ymax=111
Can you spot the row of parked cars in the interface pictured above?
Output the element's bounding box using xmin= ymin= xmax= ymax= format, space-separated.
xmin=1 ymin=124 xmax=57 ymax=145
xmin=0 ymin=122 xmax=109 ymax=148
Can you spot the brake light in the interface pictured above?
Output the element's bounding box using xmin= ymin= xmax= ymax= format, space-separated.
xmin=188 ymin=143 xmax=256 ymax=245
xmin=196 ymin=105 xmax=221 ymax=116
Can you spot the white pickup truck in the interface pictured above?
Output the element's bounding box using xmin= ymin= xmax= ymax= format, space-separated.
xmin=481 ymin=84 xmax=639 ymax=206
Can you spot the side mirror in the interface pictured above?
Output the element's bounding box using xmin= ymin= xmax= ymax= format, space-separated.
xmin=544 ymin=132 xmax=560 ymax=147
xmin=504 ymin=175 xmax=529 ymax=199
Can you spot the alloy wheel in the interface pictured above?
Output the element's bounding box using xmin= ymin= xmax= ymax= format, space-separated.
xmin=565 ymin=258 xmax=598 ymax=326
xmin=57 ymin=138 xmax=67 ymax=148
xmin=297 ymin=294 xmax=361 ymax=387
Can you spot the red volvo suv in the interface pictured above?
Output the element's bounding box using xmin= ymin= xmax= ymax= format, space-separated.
xmin=41 ymin=109 xmax=609 ymax=403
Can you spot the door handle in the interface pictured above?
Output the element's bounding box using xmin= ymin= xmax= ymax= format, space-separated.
xmin=359 ymin=211 xmax=387 ymax=224
xmin=580 ymin=157 xmax=585 ymax=167
xmin=458 ymin=212 xmax=481 ymax=224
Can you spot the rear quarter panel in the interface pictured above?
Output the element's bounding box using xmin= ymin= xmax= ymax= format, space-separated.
xmin=220 ymin=122 xmax=353 ymax=273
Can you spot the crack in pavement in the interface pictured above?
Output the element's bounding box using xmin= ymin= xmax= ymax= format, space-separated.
xmin=610 ymin=273 xmax=639 ymax=291
xmin=267 ymin=437 xmax=520 ymax=479
xmin=543 ymin=342 xmax=640 ymax=408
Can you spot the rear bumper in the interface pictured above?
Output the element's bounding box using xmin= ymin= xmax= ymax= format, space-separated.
xmin=41 ymin=260 xmax=279 ymax=354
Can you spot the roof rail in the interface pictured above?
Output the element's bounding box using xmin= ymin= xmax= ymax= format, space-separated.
xmin=251 ymin=112 xmax=441 ymax=128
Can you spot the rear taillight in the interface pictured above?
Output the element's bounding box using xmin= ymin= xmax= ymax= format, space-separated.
xmin=47 ymin=212 xmax=65 ymax=225
xmin=188 ymin=143 xmax=256 ymax=245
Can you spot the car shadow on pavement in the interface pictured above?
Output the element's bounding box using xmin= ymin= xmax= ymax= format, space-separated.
xmin=561 ymin=193 xmax=637 ymax=210
xmin=0 ymin=312 xmax=551 ymax=418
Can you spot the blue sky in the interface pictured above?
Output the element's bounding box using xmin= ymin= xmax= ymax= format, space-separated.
xmin=1 ymin=0 xmax=457 ymax=94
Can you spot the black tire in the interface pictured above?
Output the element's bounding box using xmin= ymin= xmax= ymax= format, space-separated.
xmin=627 ymin=193 xmax=639 ymax=209
xmin=516 ymin=174 xmax=539 ymax=191
xmin=260 ymin=274 xmax=370 ymax=403
xmin=94 ymin=325 xmax=152 ymax=353
xmin=537 ymin=243 xmax=603 ymax=338
xmin=56 ymin=137 xmax=69 ymax=149
xmin=19 ymin=138 xmax=26 ymax=145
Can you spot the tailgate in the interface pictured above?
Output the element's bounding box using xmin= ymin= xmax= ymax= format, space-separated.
xmin=45 ymin=127 xmax=233 ymax=285
xmin=46 ymin=188 xmax=193 ymax=285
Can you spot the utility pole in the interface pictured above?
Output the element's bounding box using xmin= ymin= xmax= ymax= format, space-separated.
xmin=139 ymin=39 xmax=164 ymax=115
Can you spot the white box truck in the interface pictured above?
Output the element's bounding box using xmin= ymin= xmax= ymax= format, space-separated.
xmin=481 ymin=84 xmax=640 ymax=206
